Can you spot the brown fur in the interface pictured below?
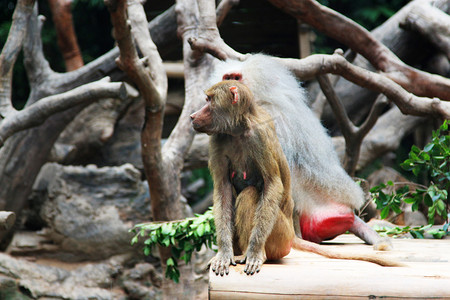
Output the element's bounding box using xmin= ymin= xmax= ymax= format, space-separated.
xmin=213 ymin=54 xmax=393 ymax=251
xmin=190 ymin=81 xmax=403 ymax=276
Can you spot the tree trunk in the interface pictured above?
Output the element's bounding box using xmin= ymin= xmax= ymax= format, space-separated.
xmin=0 ymin=3 xmax=179 ymax=246
xmin=47 ymin=0 xmax=84 ymax=71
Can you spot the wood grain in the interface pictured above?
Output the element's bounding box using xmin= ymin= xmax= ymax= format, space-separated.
xmin=209 ymin=235 xmax=450 ymax=299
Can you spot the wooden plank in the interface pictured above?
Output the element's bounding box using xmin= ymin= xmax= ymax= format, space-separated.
xmin=209 ymin=236 xmax=450 ymax=299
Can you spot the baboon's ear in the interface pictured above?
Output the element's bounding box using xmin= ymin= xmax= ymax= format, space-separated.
xmin=229 ymin=86 xmax=239 ymax=105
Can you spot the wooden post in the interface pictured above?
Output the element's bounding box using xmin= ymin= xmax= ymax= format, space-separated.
xmin=297 ymin=21 xmax=312 ymax=58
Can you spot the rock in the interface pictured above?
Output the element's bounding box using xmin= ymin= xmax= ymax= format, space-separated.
xmin=122 ymin=280 xmax=158 ymax=300
xmin=26 ymin=163 xmax=151 ymax=260
xmin=0 ymin=253 xmax=126 ymax=299
xmin=0 ymin=274 xmax=26 ymax=300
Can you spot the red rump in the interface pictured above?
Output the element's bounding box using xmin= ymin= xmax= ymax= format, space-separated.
xmin=300 ymin=206 xmax=355 ymax=243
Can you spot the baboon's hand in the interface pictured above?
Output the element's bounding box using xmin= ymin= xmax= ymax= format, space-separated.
xmin=208 ymin=251 xmax=236 ymax=276
xmin=237 ymin=251 xmax=265 ymax=275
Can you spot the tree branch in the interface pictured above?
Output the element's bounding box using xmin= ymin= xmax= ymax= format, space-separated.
xmin=127 ymin=0 xmax=168 ymax=104
xmin=186 ymin=0 xmax=246 ymax=61
xmin=106 ymin=0 xmax=160 ymax=108
xmin=23 ymin=3 xmax=58 ymax=100
xmin=279 ymin=51 xmax=450 ymax=119
xmin=48 ymin=0 xmax=84 ymax=71
xmin=317 ymin=74 xmax=356 ymax=138
xmin=0 ymin=79 xmax=138 ymax=147
xmin=317 ymin=74 xmax=388 ymax=175
xmin=400 ymin=1 xmax=450 ymax=60
xmin=267 ymin=0 xmax=450 ymax=101
xmin=0 ymin=0 xmax=35 ymax=118
xmin=347 ymin=106 xmax=425 ymax=171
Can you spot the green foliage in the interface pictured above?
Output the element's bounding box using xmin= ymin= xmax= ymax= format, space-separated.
xmin=370 ymin=181 xmax=406 ymax=219
xmin=130 ymin=208 xmax=216 ymax=283
xmin=374 ymin=224 xmax=450 ymax=239
xmin=371 ymin=121 xmax=450 ymax=238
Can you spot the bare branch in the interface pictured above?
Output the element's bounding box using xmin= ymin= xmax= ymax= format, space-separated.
xmin=0 ymin=79 xmax=138 ymax=147
xmin=401 ymin=1 xmax=450 ymax=60
xmin=358 ymin=95 xmax=389 ymax=139
xmin=267 ymin=0 xmax=450 ymax=101
xmin=279 ymin=51 xmax=450 ymax=119
xmin=0 ymin=0 xmax=35 ymax=117
xmin=317 ymin=74 xmax=356 ymax=138
xmin=317 ymin=74 xmax=387 ymax=175
xmin=48 ymin=0 xmax=84 ymax=71
xmin=186 ymin=0 xmax=246 ymax=61
xmin=162 ymin=0 xmax=215 ymax=170
xmin=127 ymin=0 xmax=167 ymax=102
xmin=23 ymin=4 xmax=59 ymax=99
xmin=106 ymin=0 xmax=162 ymax=109
xmin=354 ymin=106 xmax=425 ymax=171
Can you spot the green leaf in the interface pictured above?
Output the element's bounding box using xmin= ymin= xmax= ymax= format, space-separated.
xmin=196 ymin=223 xmax=205 ymax=237
xmin=205 ymin=222 xmax=211 ymax=233
xmin=443 ymin=223 xmax=450 ymax=232
xmin=161 ymin=223 xmax=172 ymax=235
xmin=403 ymin=197 xmax=415 ymax=204
xmin=392 ymin=205 xmax=403 ymax=215
xmin=424 ymin=143 xmax=435 ymax=152
xmin=370 ymin=183 xmax=386 ymax=193
xmin=411 ymin=145 xmax=421 ymax=154
xmin=412 ymin=200 xmax=420 ymax=211
xmin=428 ymin=229 xmax=446 ymax=239
xmin=380 ymin=206 xmax=390 ymax=219
xmin=166 ymin=257 xmax=175 ymax=266
xmin=400 ymin=160 xmax=414 ymax=171
xmin=436 ymin=200 xmax=446 ymax=213
xmin=162 ymin=236 xmax=171 ymax=247
xmin=410 ymin=230 xmax=424 ymax=239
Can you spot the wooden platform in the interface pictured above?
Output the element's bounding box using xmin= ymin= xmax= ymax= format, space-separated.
xmin=208 ymin=235 xmax=450 ymax=299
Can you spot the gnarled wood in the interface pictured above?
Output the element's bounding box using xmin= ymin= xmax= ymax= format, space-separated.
xmin=267 ymin=0 xmax=450 ymax=101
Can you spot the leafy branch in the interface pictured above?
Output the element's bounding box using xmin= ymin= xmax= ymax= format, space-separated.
xmin=130 ymin=208 xmax=216 ymax=283
xmin=374 ymin=223 xmax=450 ymax=239
xmin=370 ymin=120 xmax=449 ymax=237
